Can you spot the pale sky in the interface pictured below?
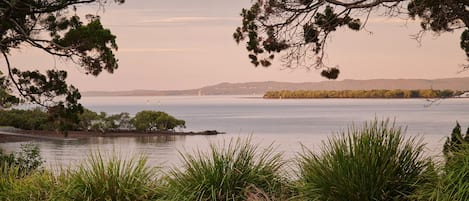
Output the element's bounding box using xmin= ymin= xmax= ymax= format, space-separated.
xmin=5 ymin=0 xmax=468 ymax=91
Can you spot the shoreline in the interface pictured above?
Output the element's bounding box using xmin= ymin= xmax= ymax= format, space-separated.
xmin=0 ymin=129 xmax=224 ymax=143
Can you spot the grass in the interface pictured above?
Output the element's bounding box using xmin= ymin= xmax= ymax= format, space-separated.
xmin=296 ymin=119 xmax=431 ymax=201
xmin=59 ymin=152 xmax=160 ymax=201
xmin=3 ymin=119 xmax=469 ymax=201
xmin=0 ymin=168 xmax=57 ymax=201
xmin=160 ymin=137 xmax=291 ymax=201
xmin=414 ymin=143 xmax=469 ymax=201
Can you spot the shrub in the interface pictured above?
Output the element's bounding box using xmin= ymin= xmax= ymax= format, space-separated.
xmin=443 ymin=122 xmax=469 ymax=159
xmin=297 ymin=119 xmax=430 ymax=201
xmin=414 ymin=124 xmax=469 ymax=201
xmin=436 ymin=144 xmax=469 ymax=201
xmin=132 ymin=110 xmax=185 ymax=132
xmin=1 ymin=144 xmax=43 ymax=177
xmin=0 ymin=108 xmax=50 ymax=130
xmin=0 ymin=144 xmax=51 ymax=201
xmin=60 ymin=152 xmax=159 ymax=201
xmin=0 ymin=170 xmax=57 ymax=201
xmin=161 ymin=137 xmax=290 ymax=201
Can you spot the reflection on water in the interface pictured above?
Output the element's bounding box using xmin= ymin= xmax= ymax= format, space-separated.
xmin=0 ymin=133 xmax=331 ymax=170
xmin=0 ymin=135 xmax=186 ymax=169
xmin=1 ymin=96 xmax=468 ymax=169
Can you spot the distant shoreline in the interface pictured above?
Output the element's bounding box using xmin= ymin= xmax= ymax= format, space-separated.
xmin=263 ymin=89 xmax=466 ymax=99
xmin=82 ymin=77 xmax=469 ymax=97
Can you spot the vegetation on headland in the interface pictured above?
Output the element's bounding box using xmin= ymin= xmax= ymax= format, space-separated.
xmin=264 ymin=89 xmax=463 ymax=99
xmin=0 ymin=108 xmax=186 ymax=135
xmin=2 ymin=120 xmax=469 ymax=200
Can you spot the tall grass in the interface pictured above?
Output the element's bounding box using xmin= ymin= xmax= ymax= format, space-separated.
xmin=59 ymin=152 xmax=159 ymax=201
xmin=0 ymin=168 xmax=57 ymax=201
xmin=415 ymin=143 xmax=469 ymax=201
xmin=296 ymin=119 xmax=431 ymax=201
xmin=1 ymin=143 xmax=43 ymax=177
xmin=161 ymin=137 xmax=290 ymax=201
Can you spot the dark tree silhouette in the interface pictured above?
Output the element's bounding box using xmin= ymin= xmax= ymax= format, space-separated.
xmin=234 ymin=0 xmax=468 ymax=79
xmin=1 ymin=0 xmax=124 ymax=134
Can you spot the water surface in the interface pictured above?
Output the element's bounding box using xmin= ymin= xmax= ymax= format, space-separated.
xmin=1 ymin=96 xmax=468 ymax=169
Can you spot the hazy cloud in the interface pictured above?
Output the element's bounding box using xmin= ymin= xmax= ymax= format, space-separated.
xmin=119 ymin=47 xmax=201 ymax=53
xmin=140 ymin=16 xmax=239 ymax=24
xmin=366 ymin=17 xmax=410 ymax=25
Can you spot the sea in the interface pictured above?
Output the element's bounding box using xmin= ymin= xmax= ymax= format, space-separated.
xmin=1 ymin=95 xmax=468 ymax=169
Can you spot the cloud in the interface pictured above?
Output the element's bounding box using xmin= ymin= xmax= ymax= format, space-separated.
xmin=366 ymin=17 xmax=411 ymax=25
xmin=140 ymin=16 xmax=239 ymax=24
xmin=118 ymin=48 xmax=201 ymax=53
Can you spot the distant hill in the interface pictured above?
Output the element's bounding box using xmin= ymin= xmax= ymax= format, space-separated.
xmin=82 ymin=77 xmax=469 ymax=97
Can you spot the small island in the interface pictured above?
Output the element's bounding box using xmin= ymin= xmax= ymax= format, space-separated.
xmin=263 ymin=89 xmax=463 ymax=99
xmin=0 ymin=108 xmax=223 ymax=142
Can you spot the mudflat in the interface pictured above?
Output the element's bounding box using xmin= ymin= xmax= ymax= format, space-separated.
xmin=0 ymin=129 xmax=224 ymax=143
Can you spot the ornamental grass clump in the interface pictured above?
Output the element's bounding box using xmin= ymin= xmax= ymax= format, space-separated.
xmin=415 ymin=143 xmax=469 ymax=201
xmin=297 ymin=119 xmax=431 ymax=201
xmin=161 ymin=137 xmax=290 ymax=201
xmin=0 ymin=168 xmax=57 ymax=201
xmin=60 ymin=152 xmax=159 ymax=201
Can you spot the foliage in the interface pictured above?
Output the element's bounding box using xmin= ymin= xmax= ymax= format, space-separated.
xmin=296 ymin=120 xmax=430 ymax=200
xmin=0 ymin=170 xmax=57 ymax=201
xmin=435 ymin=144 xmax=469 ymax=201
xmin=5 ymin=125 xmax=469 ymax=200
xmin=415 ymin=141 xmax=469 ymax=201
xmin=161 ymin=137 xmax=289 ymax=201
xmin=87 ymin=111 xmax=133 ymax=133
xmin=0 ymin=108 xmax=51 ymax=130
xmin=1 ymin=144 xmax=44 ymax=177
xmin=132 ymin=110 xmax=186 ymax=132
xmin=77 ymin=108 xmax=99 ymax=131
xmin=0 ymin=71 xmax=19 ymax=109
xmin=234 ymin=0 xmax=469 ymax=79
xmin=443 ymin=122 xmax=469 ymax=159
xmin=0 ymin=107 xmax=187 ymax=134
xmin=59 ymin=152 xmax=159 ymax=201
xmin=264 ymin=89 xmax=460 ymax=99
xmin=0 ymin=0 xmax=124 ymax=132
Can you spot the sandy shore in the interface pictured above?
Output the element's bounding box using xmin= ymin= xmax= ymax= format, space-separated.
xmin=0 ymin=129 xmax=223 ymax=143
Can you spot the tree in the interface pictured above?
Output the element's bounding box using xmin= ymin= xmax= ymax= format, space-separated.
xmin=132 ymin=110 xmax=186 ymax=132
xmin=1 ymin=0 xmax=124 ymax=132
xmin=234 ymin=0 xmax=468 ymax=79
xmin=77 ymin=108 xmax=99 ymax=131
xmin=443 ymin=122 xmax=469 ymax=159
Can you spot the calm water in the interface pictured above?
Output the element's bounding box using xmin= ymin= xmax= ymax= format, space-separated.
xmin=1 ymin=96 xmax=468 ymax=169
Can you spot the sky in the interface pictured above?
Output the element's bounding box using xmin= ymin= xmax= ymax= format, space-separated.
xmin=5 ymin=0 xmax=468 ymax=91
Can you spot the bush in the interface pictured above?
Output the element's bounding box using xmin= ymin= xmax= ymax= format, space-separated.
xmin=60 ymin=152 xmax=159 ymax=201
xmin=415 ymin=123 xmax=469 ymax=201
xmin=443 ymin=122 xmax=469 ymax=159
xmin=0 ymin=108 xmax=51 ymax=130
xmin=296 ymin=120 xmax=431 ymax=201
xmin=161 ymin=137 xmax=289 ymax=201
xmin=1 ymin=144 xmax=43 ymax=177
xmin=0 ymin=144 xmax=50 ymax=201
xmin=436 ymin=144 xmax=469 ymax=201
xmin=132 ymin=110 xmax=185 ymax=132
xmin=0 ymin=170 xmax=57 ymax=201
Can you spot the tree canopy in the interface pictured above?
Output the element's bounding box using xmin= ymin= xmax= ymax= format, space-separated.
xmin=1 ymin=0 xmax=124 ymax=131
xmin=132 ymin=110 xmax=186 ymax=132
xmin=234 ymin=0 xmax=468 ymax=79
